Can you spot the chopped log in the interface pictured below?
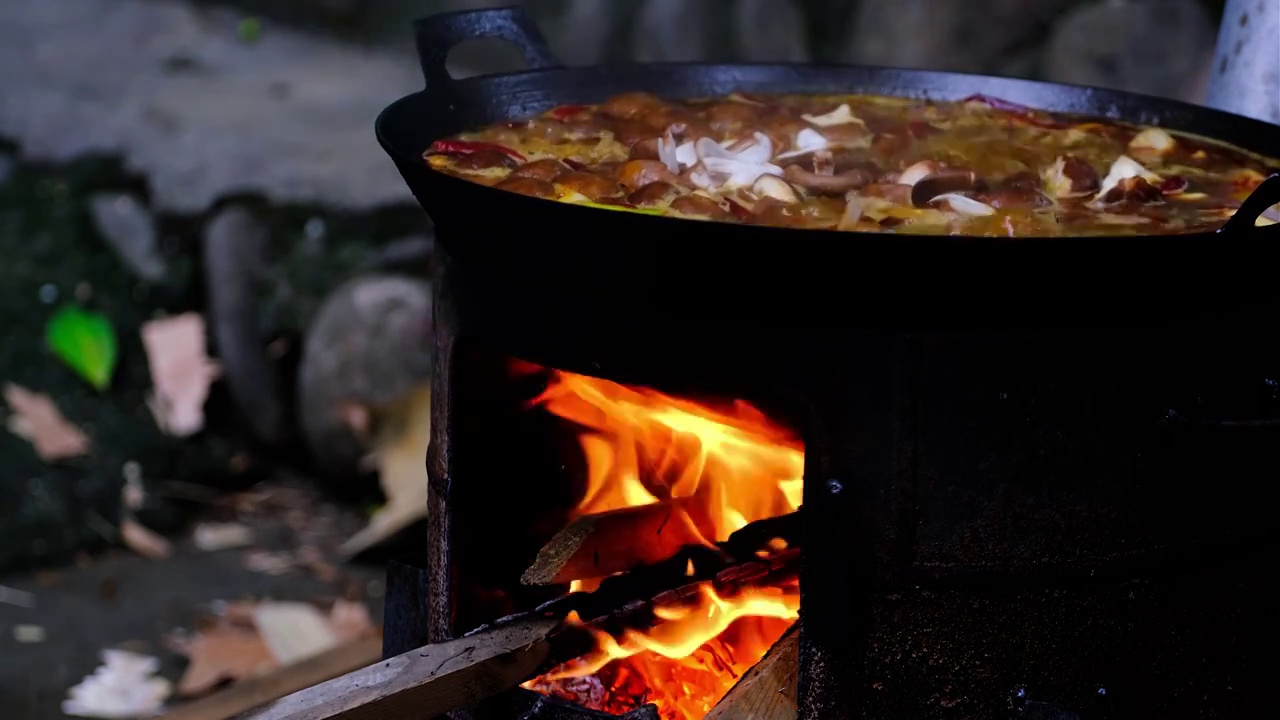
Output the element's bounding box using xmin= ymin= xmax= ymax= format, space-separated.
xmin=705 ymin=622 xmax=801 ymax=720
xmin=522 ymin=498 xmax=708 ymax=586
xmin=161 ymin=636 xmax=383 ymax=720
xmin=235 ymin=616 xmax=568 ymax=720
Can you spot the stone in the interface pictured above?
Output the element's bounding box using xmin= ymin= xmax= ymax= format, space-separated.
xmin=202 ymin=204 xmax=287 ymax=444
xmin=1043 ymin=0 xmax=1216 ymax=103
xmin=838 ymin=0 xmax=1079 ymax=76
xmin=87 ymin=193 xmax=166 ymax=284
xmin=296 ymin=275 xmax=433 ymax=479
xmin=0 ymin=0 xmax=424 ymax=214
xmin=733 ymin=0 xmax=810 ymax=62
xmin=0 ymin=162 xmax=261 ymax=574
xmin=632 ymin=0 xmax=734 ymax=62
xmin=0 ymin=152 xmax=14 ymax=186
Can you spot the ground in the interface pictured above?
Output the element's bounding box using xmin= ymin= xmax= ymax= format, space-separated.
xmin=0 ymin=477 xmax=385 ymax=720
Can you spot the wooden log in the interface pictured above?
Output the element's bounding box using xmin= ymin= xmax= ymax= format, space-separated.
xmin=704 ymin=622 xmax=801 ymax=720
xmin=160 ymin=636 xmax=383 ymax=720
xmin=522 ymin=498 xmax=708 ymax=586
xmin=233 ymin=616 xmax=566 ymax=720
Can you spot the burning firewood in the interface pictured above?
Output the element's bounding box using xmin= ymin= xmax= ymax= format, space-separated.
xmin=523 ymin=505 xmax=804 ymax=587
xmin=237 ymin=615 xmax=575 ymax=720
xmin=522 ymin=498 xmax=708 ymax=586
xmin=705 ymin=623 xmax=800 ymax=720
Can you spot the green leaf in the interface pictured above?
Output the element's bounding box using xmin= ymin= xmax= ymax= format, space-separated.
xmin=45 ymin=305 xmax=118 ymax=391
xmin=237 ymin=17 xmax=262 ymax=44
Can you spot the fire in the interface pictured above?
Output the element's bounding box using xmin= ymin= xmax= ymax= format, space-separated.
xmin=525 ymin=369 xmax=804 ymax=719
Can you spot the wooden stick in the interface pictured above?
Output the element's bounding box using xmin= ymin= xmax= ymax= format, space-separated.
xmin=232 ymin=616 xmax=562 ymax=720
xmin=705 ymin=623 xmax=801 ymax=720
xmin=522 ymin=498 xmax=707 ymax=586
xmin=161 ymin=636 xmax=383 ymax=720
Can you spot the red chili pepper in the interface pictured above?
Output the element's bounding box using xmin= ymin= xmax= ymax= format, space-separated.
xmin=725 ymin=198 xmax=753 ymax=220
xmin=1160 ymin=176 xmax=1189 ymax=194
xmin=907 ymin=120 xmax=935 ymax=139
xmin=427 ymin=139 xmax=526 ymax=163
xmin=548 ymin=104 xmax=589 ymax=121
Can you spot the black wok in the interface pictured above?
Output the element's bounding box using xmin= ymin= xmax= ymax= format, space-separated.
xmin=376 ymin=6 xmax=1280 ymax=330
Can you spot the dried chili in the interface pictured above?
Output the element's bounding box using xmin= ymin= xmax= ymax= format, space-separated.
xmin=427 ymin=139 xmax=526 ymax=163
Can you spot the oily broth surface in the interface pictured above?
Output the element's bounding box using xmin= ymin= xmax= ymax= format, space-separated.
xmin=424 ymin=91 xmax=1280 ymax=237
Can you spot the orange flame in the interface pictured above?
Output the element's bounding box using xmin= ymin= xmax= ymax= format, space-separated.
xmin=525 ymin=370 xmax=804 ymax=719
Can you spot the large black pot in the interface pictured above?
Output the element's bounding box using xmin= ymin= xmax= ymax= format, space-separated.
xmin=376 ymin=6 xmax=1280 ymax=332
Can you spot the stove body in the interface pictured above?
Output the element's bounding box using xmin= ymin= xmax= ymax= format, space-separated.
xmin=381 ymin=245 xmax=1279 ymax=720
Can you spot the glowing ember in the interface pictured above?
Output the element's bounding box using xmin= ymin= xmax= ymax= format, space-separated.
xmin=525 ymin=370 xmax=804 ymax=719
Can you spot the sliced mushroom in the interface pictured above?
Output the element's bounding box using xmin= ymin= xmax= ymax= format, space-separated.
xmin=493 ymin=176 xmax=557 ymax=199
xmin=553 ymin=171 xmax=624 ymax=201
xmin=930 ymin=193 xmax=996 ymax=216
xmin=897 ymin=160 xmax=943 ymax=187
xmin=669 ymin=194 xmax=732 ymax=220
xmin=909 ymin=169 xmax=979 ymax=207
xmin=627 ymin=181 xmax=683 ymax=207
xmin=752 ymin=174 xmax=801 ymax=203
xmin=510 ymin=158 xmax=571 ymax=182
xmin=1041 ymin=155 xmax=1100 ymax=198
xmin=1092 ymin=155 xmax=1162 ymax=205
xmin=783 ymin=164 xmax=873 ymax=195
xmin=616 ymin=160 xmax=682 ymax=191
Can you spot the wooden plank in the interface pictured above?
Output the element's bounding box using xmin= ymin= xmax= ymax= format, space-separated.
xmin=521 ymin=499 xmax=707 ymax=586
xmin=161 ymin=636 xmax=383 ymax=720
xmin=233 ymin=616 xmax=561 ymax=720
xmin=704 ymin=623 xmax=800 ymax=720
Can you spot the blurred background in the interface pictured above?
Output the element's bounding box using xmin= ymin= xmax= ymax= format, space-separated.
xmin=0 ymin=0 xmax=1231 ymax=717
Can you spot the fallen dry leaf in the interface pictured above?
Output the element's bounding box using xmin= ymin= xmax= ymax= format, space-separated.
xmin=192 ymin=522 xmax=254 ymax=551
xmin=63 ymin=649 xmax=171 ymax=718
xmin=241 ymin=550 xmax=297 ymax=575
xmin=3 ymin=383 xmax=90 ymax=462
xmin=140 ymin=313 xmax=222 ymax=437
xmin=119 ymin=517 xmax=172 ymax=560
xmin=171 ymin=626 xmax=276 ymax=697
xmin=252 ymin=601 xmax=339 ymax=666
xmin=327 ymin=599 xmax=376 ymax=643
xmin=338 ymin=383 xmax=432 ymax=559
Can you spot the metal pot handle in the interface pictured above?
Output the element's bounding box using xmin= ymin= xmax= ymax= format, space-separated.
xmin=412 ymin=5 xmax=562 ymax=94
xmin=1217 ymin=172 xmax=1280 ymax=237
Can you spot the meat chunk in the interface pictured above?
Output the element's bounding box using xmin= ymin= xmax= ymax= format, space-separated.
xmin=627 ymin=181 xmax=683 ymax=207
xmin=1041 ymin=156 xmax=1100 ymax=198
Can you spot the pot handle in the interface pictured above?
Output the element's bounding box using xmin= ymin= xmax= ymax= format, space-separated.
xmin=413 ymin=6 xmax=562 ymax=93
xmin=1217 ymin=172 xmax=1280 ymax=236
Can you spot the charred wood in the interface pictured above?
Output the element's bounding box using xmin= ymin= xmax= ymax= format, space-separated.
xmin=523 ymin=506 xmax=803 ymax=587
xmin=705 ymin=623 xmax=800 ymax=720
xmin=517 ymin=694 xmax=660 ymax=720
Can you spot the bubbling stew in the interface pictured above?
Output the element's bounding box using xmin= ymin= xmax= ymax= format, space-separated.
xmin=424 ymin=91 xmax=1280 ymax=236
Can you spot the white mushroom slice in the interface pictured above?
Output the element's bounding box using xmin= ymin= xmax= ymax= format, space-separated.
xmin=930 ymin=193 xmax=996 ymax=216
xmin=1092 ymin=155 xmax=1163 ymax=204
xmin=776 ymin=128 xmax=831 ymax=160
xmin=675 ymin=141 xmax=698 ymax=169
xmin=802 ymin=104 xmax=866 ymax=127
xmin=1128 ymin=127 xmax=1176 ymax=156
xmin=752 ymin=174 xmax=800 ymax=203
xmin=658 ymin=129 xmax=681 ymax=174
xmin=897 ymin=160 xmax=943 ymax=188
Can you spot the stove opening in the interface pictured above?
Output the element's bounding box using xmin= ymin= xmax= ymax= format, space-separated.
xmin=448 ymin=347 xmax=805 ymax=719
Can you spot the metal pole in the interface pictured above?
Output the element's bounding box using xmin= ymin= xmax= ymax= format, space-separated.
xmin=1203 ymin=0 xmax=1280 ymax=125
